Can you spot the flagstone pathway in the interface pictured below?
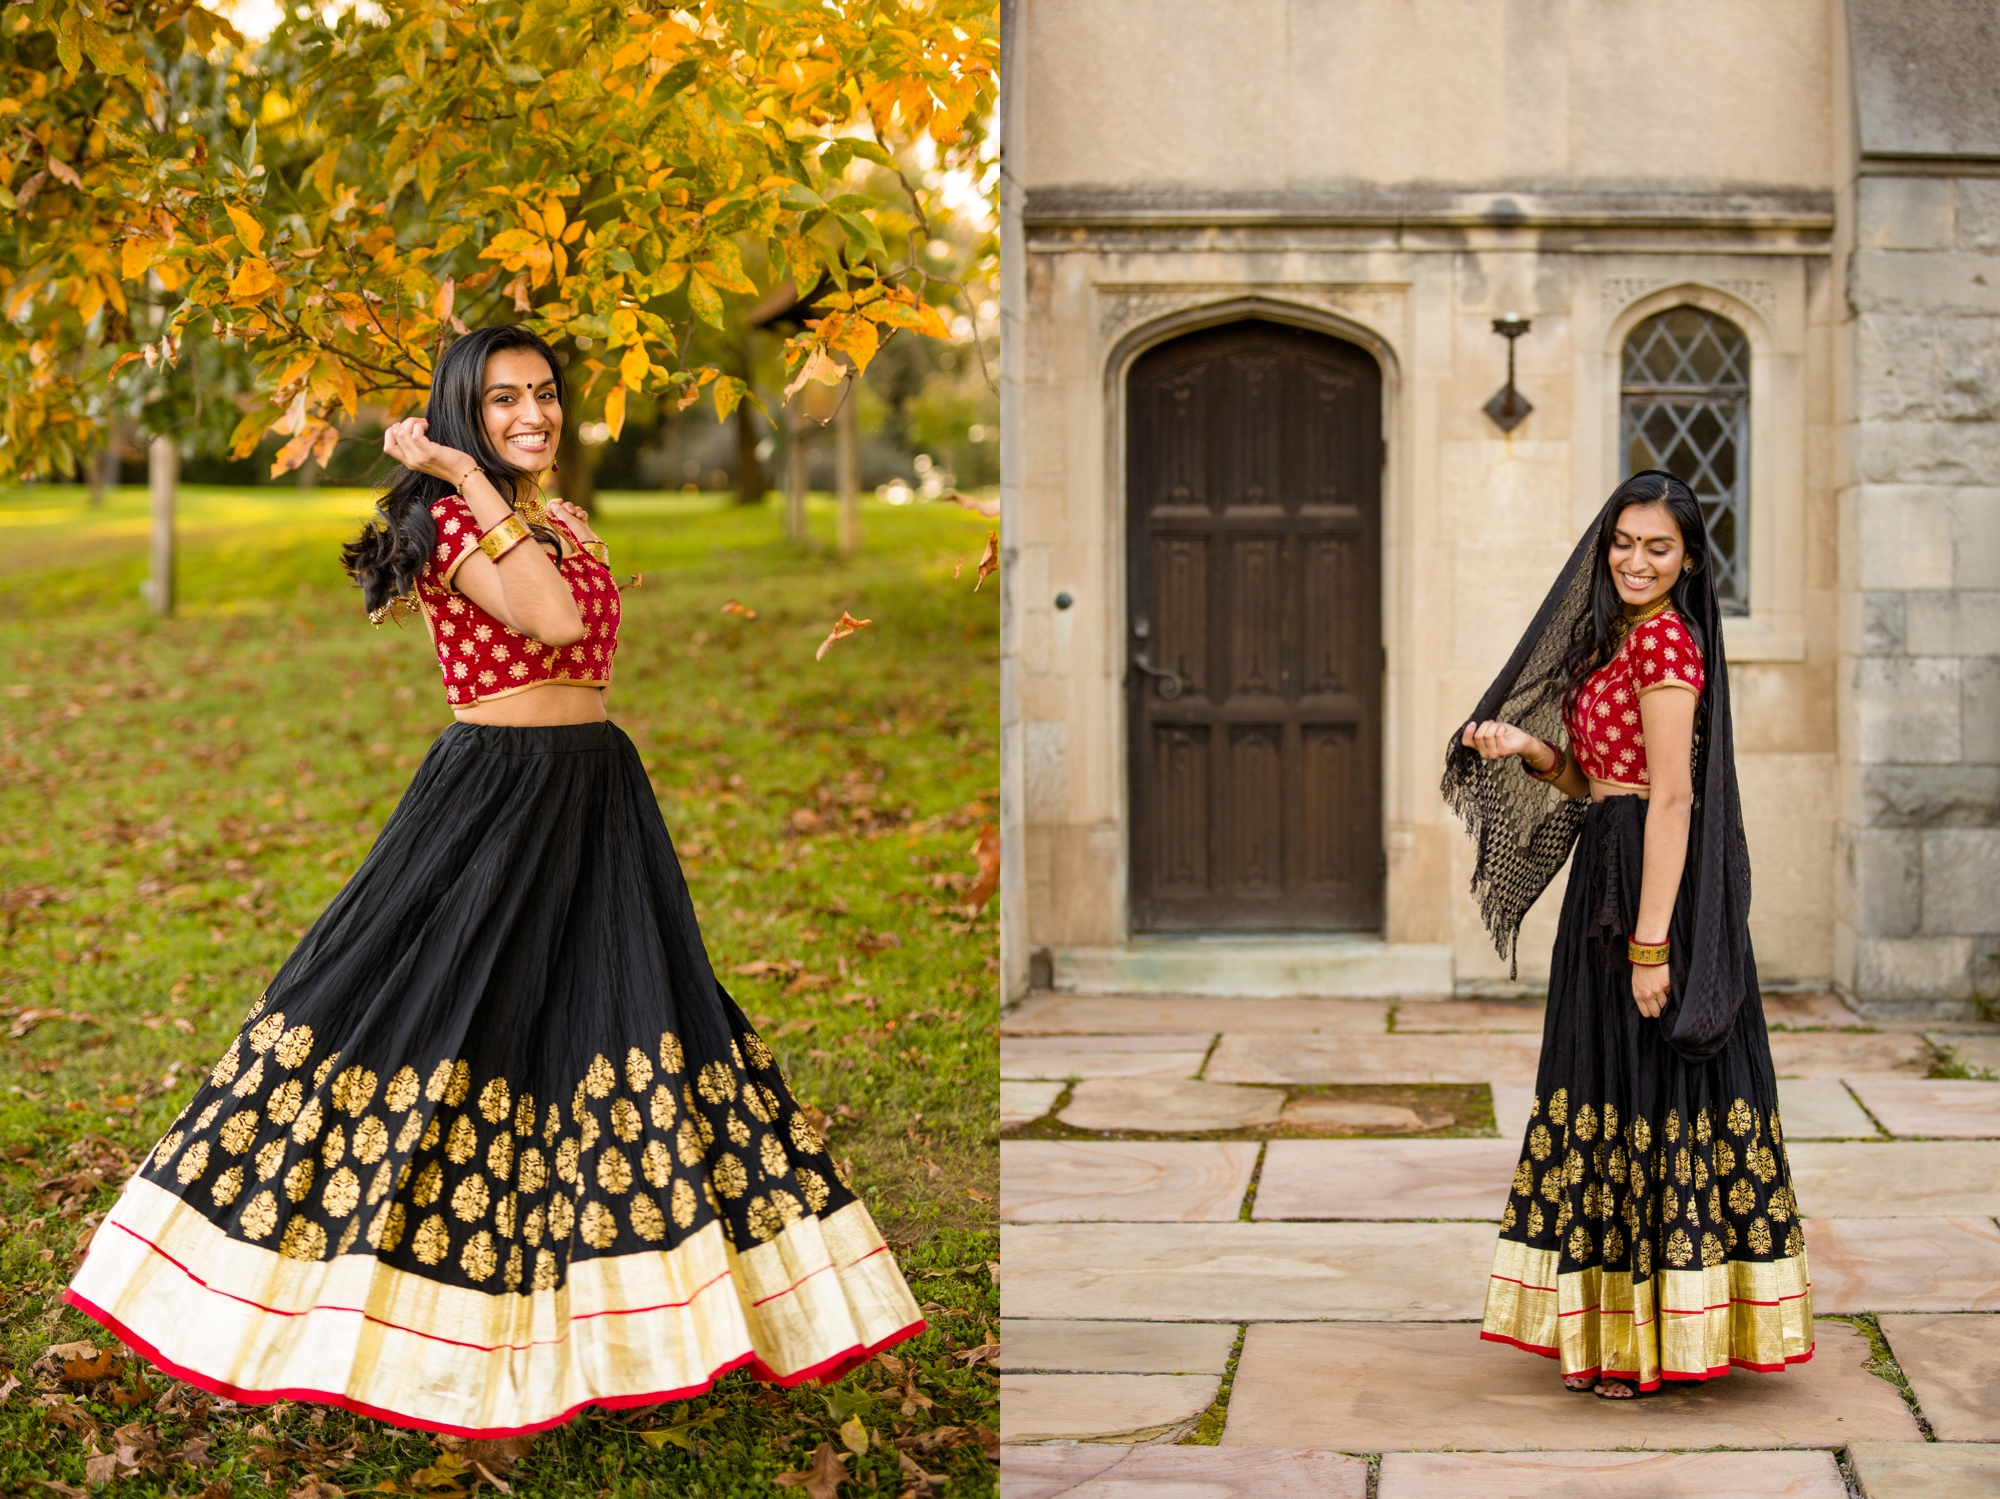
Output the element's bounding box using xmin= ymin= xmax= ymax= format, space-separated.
xmin=997 ymin=992 xmax=2000 ymax=1498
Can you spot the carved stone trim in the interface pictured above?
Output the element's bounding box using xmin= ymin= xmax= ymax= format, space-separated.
xmin=1600 ymin=277 xmax=1777 ymax=322
xmin=1094 ymin=283 xmax=1406 ymax=348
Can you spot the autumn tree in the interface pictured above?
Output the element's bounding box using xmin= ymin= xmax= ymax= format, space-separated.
xmin=2 ymin=0 xmax=995 ymax=485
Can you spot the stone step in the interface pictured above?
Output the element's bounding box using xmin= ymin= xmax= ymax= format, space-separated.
xmin=1806 ymin=1217 xmax=2000 ymax=1312
xmin=1850 ymin=997 xmax=1988 ymax=1024
xmin=997 ymin=1318 xmax=1238 ymax=1374
xmin=1877 ymin=1314 xmax=2000 ymax=1441
xmin=1844 ymin=1078 xmax=2000 ymax=1137
xmin=1000 ymin=1140 xmax=1259 ymax=1222
xmin=1000 ymin=1034 xmax=1213 ymax=1081
xmin=1050 ymin=937 xmax=1453 ymax=998
xmin=1056 ymin=1076 xmax=1283 ymax=1133
xmin=1789 ymin=1141 xmax=2000 ymax=1216
xmin=998 ymin=1444 xmax=1368 ymax=1498
xmin=1220 ymin=1320 xmax=1918 ymax=1450
xmin=1003 ymin=994 xmax=1390 ymax=1036
xmin=999 ymin=1220 xmax=1494 ymax=1321
xmin=1377 ymin=1450 xmax=1847 ymax=1499
xmin=1845 ymin=1442 xmax=2000 ymax=1499
xmin=1251 ymin=1138 xmax=1518 ymax=1221
xmin=1001 ymin=1080 xmax=1064 ymax=1128
xmin=1206 ymin=1031 xmax=1543 ymax=1085
xmin=997 ymin=1371 xmax=1218 ymax=1444
xmin=1777 ymin=1078 xmax=1882 ymax=1139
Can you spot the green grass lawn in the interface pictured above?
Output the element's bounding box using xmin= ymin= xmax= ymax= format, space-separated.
xmin=0 ymin=483 xmax=1000 ymax=1496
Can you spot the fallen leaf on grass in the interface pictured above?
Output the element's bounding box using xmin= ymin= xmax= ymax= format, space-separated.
xmin=288 ymin=1482 xmax=345 ymax=1499
xmin=960 ymin=824 xmax=999 ymax=917
xmin=837 ymin=1415 xmax=869 ymax=1455
xmin=973 ymin=531 xmax=998 ymax=591
xmin=814 ymin=612 xmax=873 ymax=661
xmin=721 ymin=600 xmax=758 ymax=618
xmin=773 ymin=1441 xmax=848 ymax=1499
xmin=953 ymin=1341 xmax=1001 ymax=1368
xmin=897 ymin=1449 xmax=948 ymax=1498
xmin=733 ymin=959 xmax=803 ymax=980
xmin=85 ymin=1451 xmax=118 ymax=1485
xmin=0 ymin=1374 xmax=19 ymax=1404
xmin=636 ymin=1404 xmax=723 ymax=1451
xmin=772 ymin=1017 xmax=817 ymax=1039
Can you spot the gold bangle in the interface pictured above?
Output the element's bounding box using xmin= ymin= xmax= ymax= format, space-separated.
xmin=1627 ymin=936 xmax=1670 ymax=967
xmin=1525 ymin=738 xmax=1566 ymax=783
xmin=583 ymin=540 xmax=609 ymax=566
xmin=479 ymin=512 xmax=531 ymax=562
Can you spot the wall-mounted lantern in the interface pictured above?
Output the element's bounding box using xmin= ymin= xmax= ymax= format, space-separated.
xmin=1484 ymin=313 xmax=1533 ymax=433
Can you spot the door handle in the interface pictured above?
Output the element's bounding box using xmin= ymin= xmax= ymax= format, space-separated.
xmin=1132 ymin=649 xmax=1184 ymax=700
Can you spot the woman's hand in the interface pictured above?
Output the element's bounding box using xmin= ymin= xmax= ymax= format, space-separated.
xmin=548 ymin=498 xmax=599 ymax=547
xmin=1462 ymin=719 xmax=1540 ymax=764
xmin=383 ymin=418 xmax=476 ymax=486
xmin=1631 ymin=960 xmax=1671 ymax=1019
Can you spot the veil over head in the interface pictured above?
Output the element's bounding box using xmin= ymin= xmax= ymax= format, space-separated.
xmin=1440 ymin=474 xmax=1755 ymax=1062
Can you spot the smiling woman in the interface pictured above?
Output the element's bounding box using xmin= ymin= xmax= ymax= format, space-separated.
xmin=64 ymin=326 xmax=925 ymax=1437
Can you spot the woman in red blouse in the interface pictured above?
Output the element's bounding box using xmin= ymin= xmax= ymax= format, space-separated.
xmin=1445 ymin=471 xmax=1808 ymax=1398
xmin=68 ymin=326 xmax=922 ymax=1436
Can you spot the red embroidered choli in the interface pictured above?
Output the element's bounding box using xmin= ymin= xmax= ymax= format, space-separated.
xmin=414 ymin=494 xmax=622 ymax=708
xmin=1563 ymin=602 xmax=1706 ymax=789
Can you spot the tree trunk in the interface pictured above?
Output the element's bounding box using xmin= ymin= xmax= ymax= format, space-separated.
xmin=735 ymin=393 xmax=764 ymax=505
xmin=148 ymin=435 xmax=177 ymax=617
xmin=554 ymin=418 xmax=595 ymax=514
xmin=837 ymin=375 xmax=860 ymax=555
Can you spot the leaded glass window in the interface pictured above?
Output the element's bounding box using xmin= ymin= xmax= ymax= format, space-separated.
xmin=1620 ymin=307 xmax=1750 ymax=614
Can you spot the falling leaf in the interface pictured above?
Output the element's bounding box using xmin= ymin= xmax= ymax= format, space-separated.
xmin=973 ymin=531 xmax=999 ymax=591
xmin=814 ymin=612 xmax=873 ymax=662
xmin=960 ymin=823 xmax=999 ymax=917
xmin=721 ymin=599 xmax=758 ymax=618
xmin=947 ymin=490 xmax=999 ymax=519
xmin=772 ymin=1441 xmax=848 ymax=1499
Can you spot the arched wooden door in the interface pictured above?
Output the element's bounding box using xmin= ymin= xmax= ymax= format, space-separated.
xmin=1126 ymin=321 xmax=1383 ymax=932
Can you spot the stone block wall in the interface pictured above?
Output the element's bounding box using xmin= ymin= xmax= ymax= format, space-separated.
xmin=1839 ymin=173 xmax=2000 ymax=1016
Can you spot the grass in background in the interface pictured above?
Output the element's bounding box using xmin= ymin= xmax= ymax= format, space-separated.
xmin=0 ymin=483 xmax=1000 ymax=1496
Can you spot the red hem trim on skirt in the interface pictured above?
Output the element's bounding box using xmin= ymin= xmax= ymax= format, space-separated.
xmin=1479 ymin=1329 xmax=1815 ymax=1389
xmin=66 ymin=1288 xmax=924 ymax=1439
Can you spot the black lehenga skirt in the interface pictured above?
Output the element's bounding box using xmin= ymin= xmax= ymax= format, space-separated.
xmin=68 ymin=722 xmax=922 ymax=1436
xmin=1481 ymin=794 xmax=1813 ymax=1388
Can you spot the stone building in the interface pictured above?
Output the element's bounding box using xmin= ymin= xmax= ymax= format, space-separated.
xmin=996 ymin=1 xmax=1999 ymax=1018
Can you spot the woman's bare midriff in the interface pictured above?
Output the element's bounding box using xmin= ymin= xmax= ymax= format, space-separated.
xmin=453 ymin=682 xmax=607 ymax=726
xmin=1589 ymin=780 xmax=1650 ymax=803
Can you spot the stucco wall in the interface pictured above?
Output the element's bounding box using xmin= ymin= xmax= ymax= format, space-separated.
xmin=1017 ymin=0 xmax=1833 ymax=197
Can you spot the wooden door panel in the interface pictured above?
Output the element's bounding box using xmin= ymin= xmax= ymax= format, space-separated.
xmin=1128 ymin=321 xmax=1383 ymax=932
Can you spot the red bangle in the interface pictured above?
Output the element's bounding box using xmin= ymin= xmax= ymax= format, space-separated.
xmin=1525 ymin=738 xmax=1566 ymax=782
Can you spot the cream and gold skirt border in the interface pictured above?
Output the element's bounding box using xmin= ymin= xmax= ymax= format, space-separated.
xmin=1482 ymin=1236 xmax=1813 ymax=1390
xmin=67 ymin=1176 xmax=922 ymax=1436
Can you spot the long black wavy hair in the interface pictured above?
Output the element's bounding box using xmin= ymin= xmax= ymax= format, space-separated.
xmin=341 ymin=324 xmax=565 ymax=615
xmin=1560 ymin=469 xmax=1711 ymax=718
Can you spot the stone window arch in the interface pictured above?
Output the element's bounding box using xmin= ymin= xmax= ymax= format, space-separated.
xmin=1620 ymin=307 xmax=1751 ymax=614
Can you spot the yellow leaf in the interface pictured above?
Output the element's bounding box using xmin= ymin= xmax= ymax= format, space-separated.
xmin=230 ymin=257 xmax=280 ymax=301
xmin=433 ymin=277 xmax=455 ymax=321
xmin=686 ymin=272 xmax=724 ymax=328
xmin=619 ymin=345 xmax=650 ymax=388
xmin=120 ymin=236 xmax=160 ymax=281
xmin=827 ymin=316 xmax=878 ymax=375
xmin=541 ymin=195 xmax=567 ymax=237
xmin=225 ymin=206 xmax=265 ymax=257
xmin=604 ymin=383 xmax=627 ymax=441
xmin=916 ymin=302 xmax=952 ymax=340
xmin=783 ymin=347 xmax=845 ymax=399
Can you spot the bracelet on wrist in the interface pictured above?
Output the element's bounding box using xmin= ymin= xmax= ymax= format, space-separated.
xmin=1524 ymin=738 xmax=1567 ymax=783
xmin=1627 ymin=935 xmax=1670 ymax=967
xmin=478 ymin=512 xmax=531 ymax=563
xmin=454 ymin=464 xmax=483 ymax=492
xmin=583 ymin=540 xmax=609 ymax=566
